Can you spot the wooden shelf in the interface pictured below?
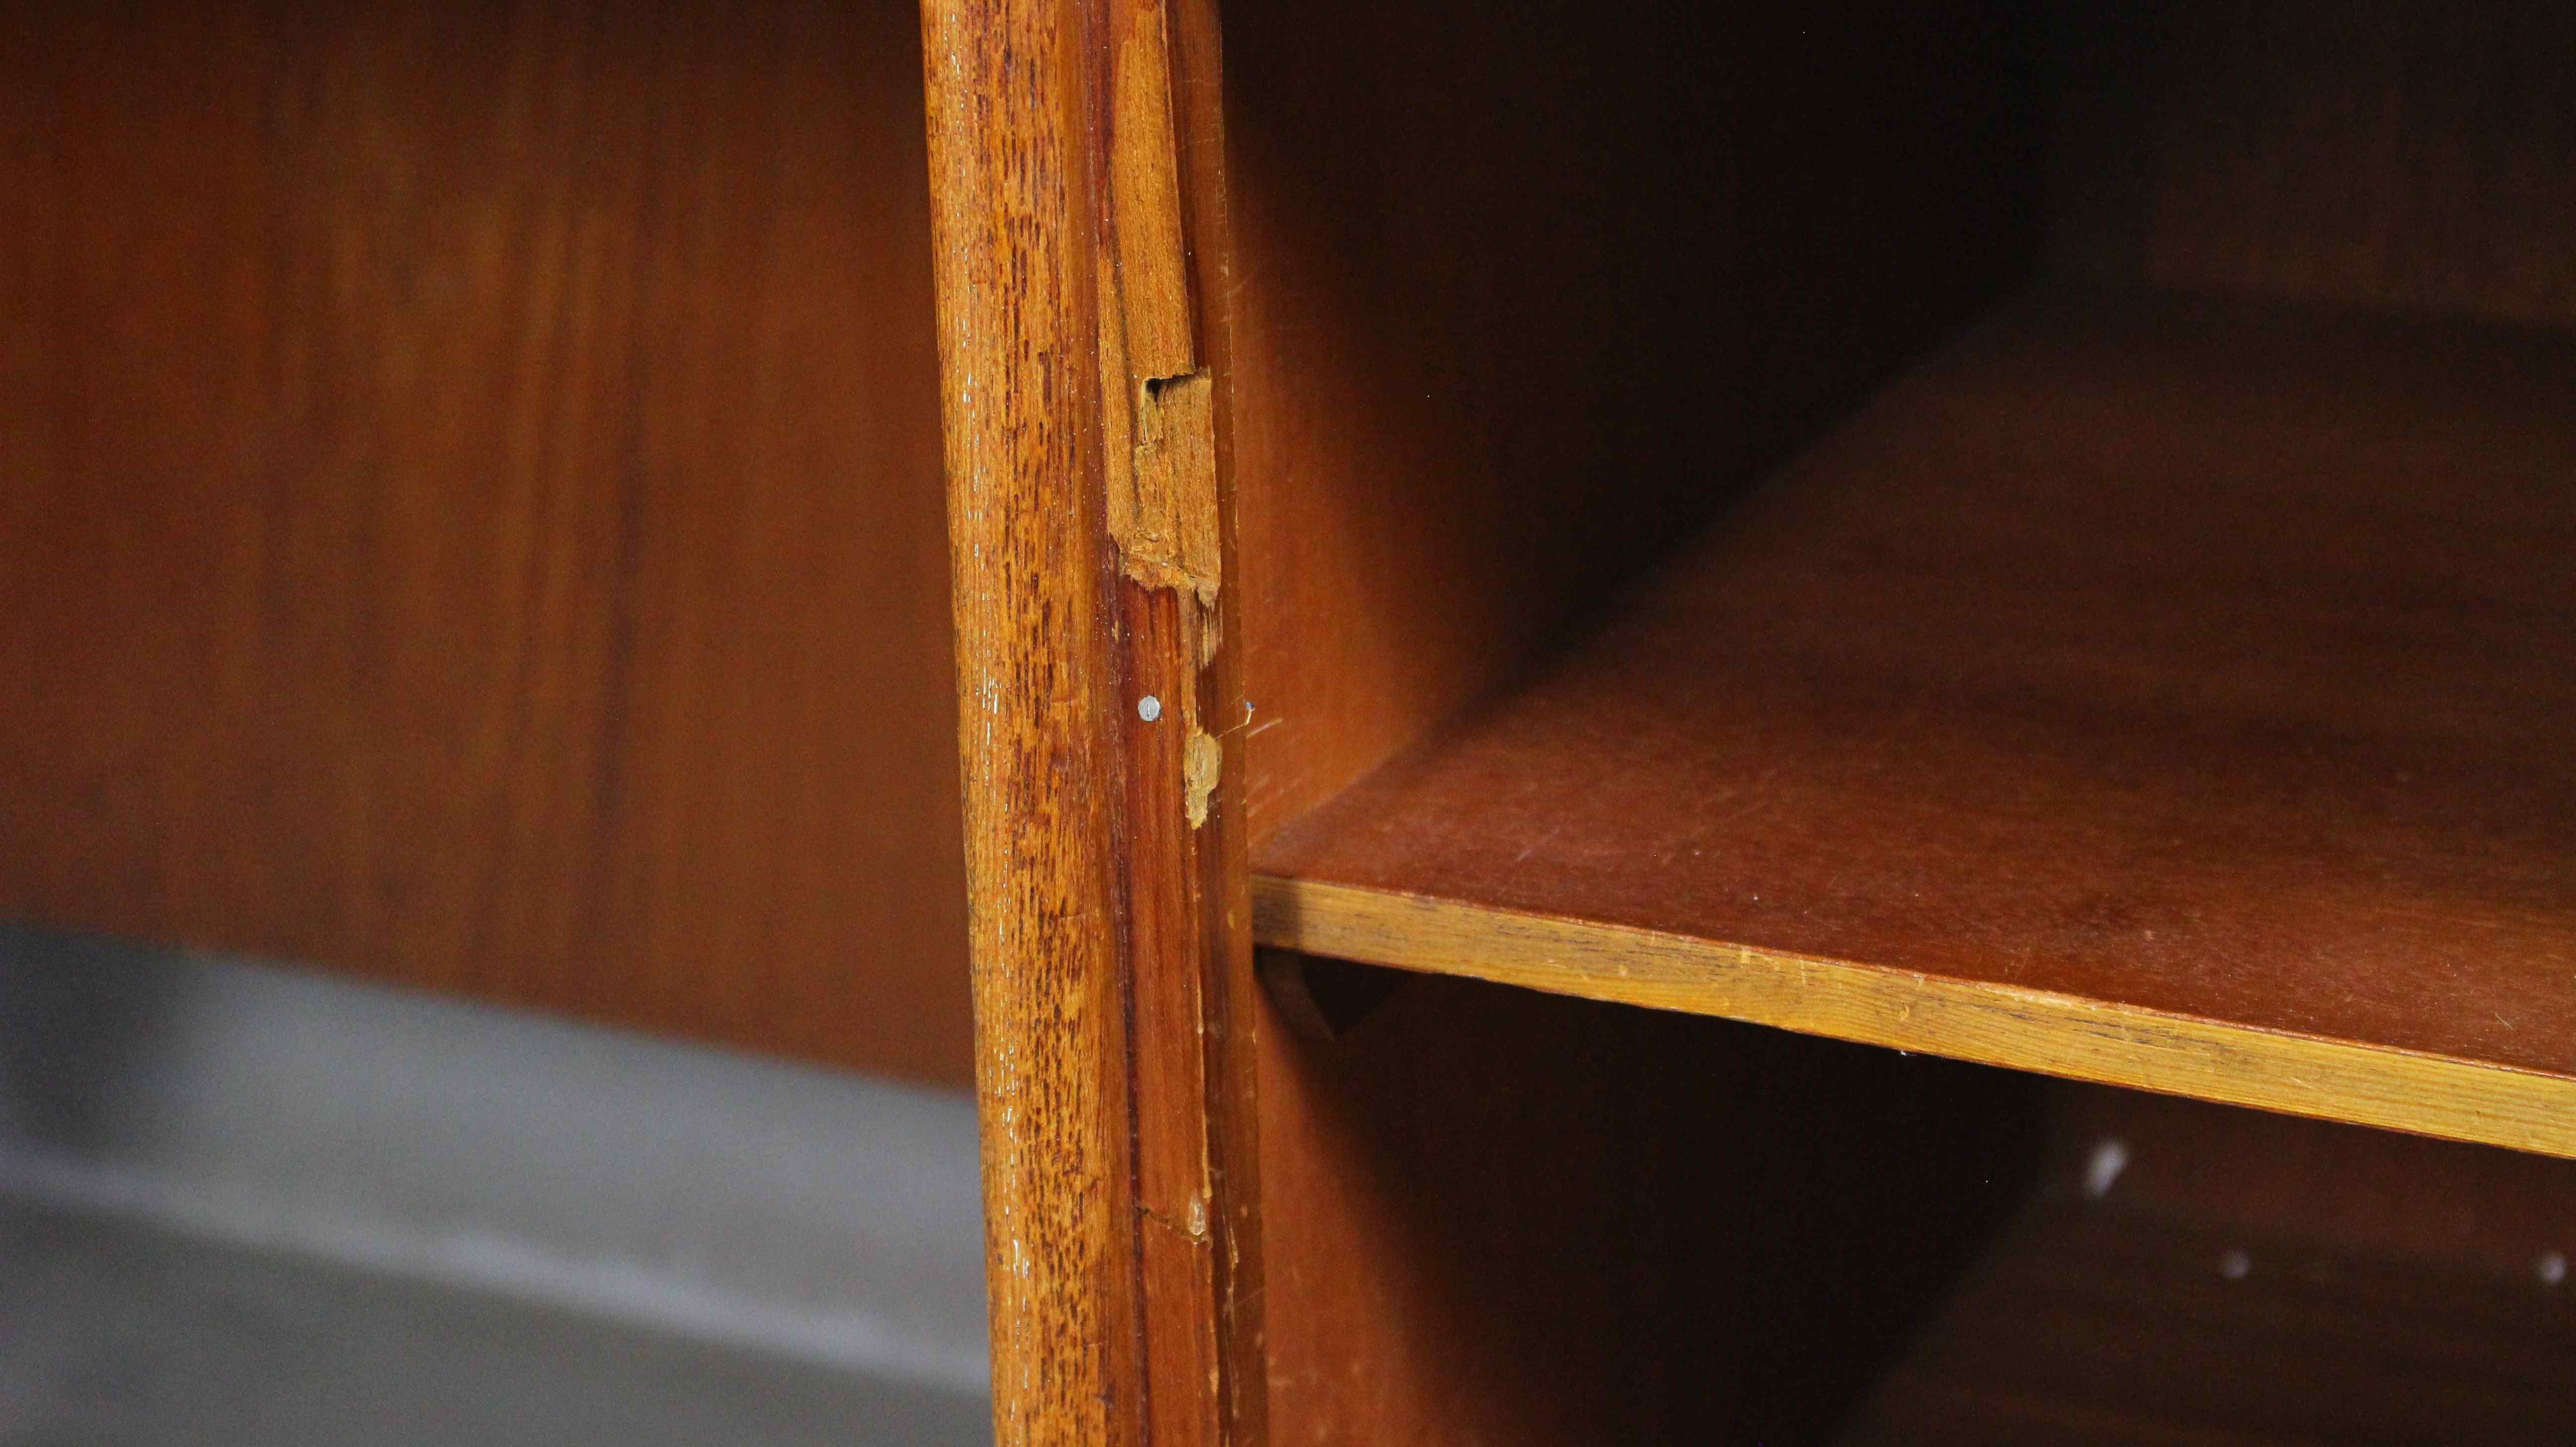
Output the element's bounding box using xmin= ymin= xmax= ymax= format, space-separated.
xmin=1253 ymin=288 xmax=2576 ymax=1156
xmin=1837 ymin=1199 xmax=2576 ymax=1445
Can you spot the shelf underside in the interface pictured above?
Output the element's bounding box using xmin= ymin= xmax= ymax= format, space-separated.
xmin=1253 ymin=288 xmax=2576 ymax=1155
xmin=1837 ymin=1200 xmax=2576 ymax=1445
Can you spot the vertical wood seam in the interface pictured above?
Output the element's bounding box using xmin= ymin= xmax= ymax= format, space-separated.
xmin=1096 ymin=1 xmax=1262 ymax=1444
xmin=923 ymin=0 xmax=1259 ymax=1442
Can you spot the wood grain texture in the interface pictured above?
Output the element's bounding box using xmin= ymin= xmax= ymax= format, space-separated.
xmin=2052 ymin=0 xmax=2576 ymax=329
xmin=925 ymin=0 xmax=1260 ymax=1441
xmin=1256 ymin=288 xmax=2576 ymax=1156
xmin=922 ymin=0 xmax=1139 ymax=1437
xmin=0 ymin=0 xmax=968 ymax=1079
xmin=1839 ymin=1199 xmax=2576 ymax=1445
xmin=1147 ymin=0 xmax=1269 ymax=1439
xmin=1259 ymin=880 xmax=2576 ymax=1160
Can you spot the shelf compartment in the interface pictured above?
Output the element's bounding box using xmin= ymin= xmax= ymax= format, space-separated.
xmin=1837 ymin=1198 xmax=2576 ymax=1445
xmin=1253 ymin=287 xmax=2576 ymax=1156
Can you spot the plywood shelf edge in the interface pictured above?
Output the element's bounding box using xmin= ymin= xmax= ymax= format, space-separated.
xmin=1254 ymin=875 xmax=2576 ymax=1159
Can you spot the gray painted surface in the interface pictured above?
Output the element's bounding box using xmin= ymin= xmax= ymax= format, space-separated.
xmin=0 ymin=1197 xmax=990 ymax=1447
xmin=0 ymin=924 xmax=990 ymax=1443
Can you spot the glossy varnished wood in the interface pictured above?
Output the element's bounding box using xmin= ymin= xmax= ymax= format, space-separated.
xmin=1098 ymin=0 xmax=1267 ymax=1436
xmin=936 ymin=1 xmax=2576 ymax=1439
xmin=921 ymin=0 xmax=1139 ymax=1437
xmin=0 ymin=0 xmax=967 ymax=1079
xmin=1258 ymin=288 xmax=2576 ymax=1155
xmin=924 ymin=0 xmax=1261 ymax=1442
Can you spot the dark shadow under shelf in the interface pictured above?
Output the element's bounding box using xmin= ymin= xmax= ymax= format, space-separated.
xmin=1838 ymin=1197 xmax=2576 ymax=1445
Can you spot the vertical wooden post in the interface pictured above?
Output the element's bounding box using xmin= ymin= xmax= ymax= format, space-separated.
xmin=919 ymin=1 xmax=1263 ymax=1443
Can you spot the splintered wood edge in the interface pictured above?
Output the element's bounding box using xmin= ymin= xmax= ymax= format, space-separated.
xmin=1251 ymin=875 xmax=2576 ymax=1161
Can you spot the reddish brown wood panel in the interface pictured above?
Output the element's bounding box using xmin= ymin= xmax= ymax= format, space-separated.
xmin=926 ymin=0 xmax=1264 ymax=1441
xmin=1840 ymin=1200 xmax=2576 ymax=1445
xmin=1158 ymin=0 xmax=1271 ymax=1439
xmin=0 ymin=0 xmax=968 ymax=1080
xmin=1226 ymin=0 xmax=2050 ymax=846
xmin=2053 ymin=0 xmax=2576 ymax=329
xmin=1257 ymin=289 xmax=2576 ymax=1131
xmin=2042 ymin=1084 xmax=2576 ymax=1285
xmin=920 ymin=0 xmax=1144 ymax=1435
xmin=1216 ymin=3 xmax=2057 ymax=1437
xmin=1258 ymin=972 xmax=2040 ymax=1446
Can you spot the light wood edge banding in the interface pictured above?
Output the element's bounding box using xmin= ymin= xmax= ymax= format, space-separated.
xmin=1253 ymin=875 xmax=2576 ymax=1160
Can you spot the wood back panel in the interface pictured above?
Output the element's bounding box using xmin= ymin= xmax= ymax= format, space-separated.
xmin=1226 ymin=0 xmax=2052 ymax=844
xmin=1210 ymin=0 xmax=2059 ymax=1438
xmin=0 ymin=0 xmax=969 ymax=1080
xmin=2052 ymin=0 xmax=2576 ymax=329
xmin=1256 ymin=970 xmax=2041 ymax=1445
xmin=1842 ymin=1196 xmax=2576 ymax=1446
xmin=2044 ymin=1083 xmax=2576 ymax=1283
xmin=1254 ymin=288 xmax=2576 ymax=1157
xmin=1214 ymin=1 xmax=2576 ymax=1437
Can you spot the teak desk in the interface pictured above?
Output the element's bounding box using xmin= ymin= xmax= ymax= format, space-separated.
xmin=925 ymin=1 xmax=2576 ymax=1442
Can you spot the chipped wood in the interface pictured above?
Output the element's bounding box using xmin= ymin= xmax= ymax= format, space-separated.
xmin=924 ymin=0 xmax=1262 ymax=1444
xmin=1117 ymin=370 xmax=1221 ymax=607
xmin=1099 ymin=0 xmax=1220 ymax=613
xmin=1183 ymin=728 xmax=1221 ymax=828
